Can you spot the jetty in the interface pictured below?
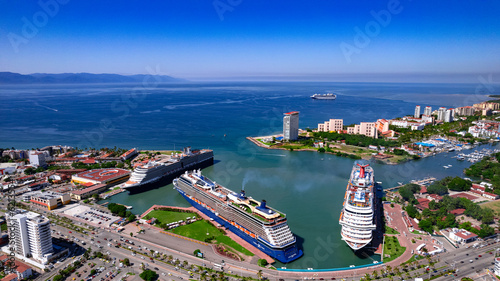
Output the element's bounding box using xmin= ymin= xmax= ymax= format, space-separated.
xmin=385 ymin=177 xmax=436 ymax=191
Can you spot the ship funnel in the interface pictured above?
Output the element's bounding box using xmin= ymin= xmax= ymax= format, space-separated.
xmin=239 ymin=190 xmax=246 ymax=198
xmin=183 ymin=146 xmax=191 ymax=155
xmin=260 ymin=200 xmax=267 ymax=209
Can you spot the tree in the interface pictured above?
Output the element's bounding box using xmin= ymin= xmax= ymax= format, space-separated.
xmin=53 ymin=275 xmax=63 ymax=281
xmin=139 ymin=269 xmax=158 ymax=281
xmin=447 ymin=177 xmax=472 ymax=191
xmin=122 ymin=258 xmax=130 ymax=266
xmin=427 ymin=182 xmax=448 ymax=195
xmin=418 ymin=219 xmax=434 ymax=233
xmin=405 ymin=205 xmax=419 ymax=219
xmin=257 ymin=258 xmax=268 ymax=267
xmin=398 ymin=183 xmax=421 ymax=201
xmin=256 ymin=270 xmax=263 ymax=280
xmin=130 ymin=232 xmax=133 ymax=237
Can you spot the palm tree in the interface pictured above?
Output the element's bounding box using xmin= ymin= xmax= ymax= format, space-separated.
xmin=257 ymin=269 xmax=263 ymax=280
xmin=183 ymin=260 xmax=188 ymax=268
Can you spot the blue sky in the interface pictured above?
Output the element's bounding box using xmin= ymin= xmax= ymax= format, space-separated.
xmin=1 ymin=0 xmax=499 ymax=82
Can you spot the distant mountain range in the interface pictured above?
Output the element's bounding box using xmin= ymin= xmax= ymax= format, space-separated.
xmin=0 ymin=72 xmax=186 ymax=84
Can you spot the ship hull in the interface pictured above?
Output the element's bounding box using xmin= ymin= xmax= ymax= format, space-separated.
xmin=176 ymin=188 xmax=303 ymax=263
xmin=311 ymin=97 xmax=336 ymax=100
xmin=125 ymin=157 xmax=214 ymax=194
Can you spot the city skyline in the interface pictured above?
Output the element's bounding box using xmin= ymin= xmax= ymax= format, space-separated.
xmin=1 ymin=1 xmax=500 ymax=82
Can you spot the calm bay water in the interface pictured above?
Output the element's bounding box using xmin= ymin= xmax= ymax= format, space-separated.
xmin=1 ymin=81 xmax=498 ymax=268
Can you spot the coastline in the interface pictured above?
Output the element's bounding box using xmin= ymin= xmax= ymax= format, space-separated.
xmin=247 ymin=136 xmax=402 ymax=165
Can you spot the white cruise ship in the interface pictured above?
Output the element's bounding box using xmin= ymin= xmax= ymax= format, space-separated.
xmin=123 ymin=147 xmax=213 ymax=192
xmin=339 ymin=161 xmax=376 ymax=250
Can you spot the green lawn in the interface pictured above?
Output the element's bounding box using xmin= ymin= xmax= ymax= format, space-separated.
xmin=171 ymin=220 xmax=254 ymax=256
xmin=385 ymin=226 xmax=400 ymax=234
xmin=144 ymin=209 xmax=198 ymax=225
xmin=383 ymin=235 xmax=406 ymax=263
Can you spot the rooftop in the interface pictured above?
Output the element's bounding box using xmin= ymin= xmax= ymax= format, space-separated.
xmin=71 ymin=183 xmax=107 ymax=195
xmin=74 ymin=168 xmax=130 ymax=182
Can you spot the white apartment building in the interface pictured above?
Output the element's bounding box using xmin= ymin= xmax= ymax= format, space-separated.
xmin=424 ymin=106 xmax=432 ymax=116
xmin=28 ymin=151 xmax=49 ymax=168
xmin=7 ymin=210 xmax=53 ymax=264
xmin=414 ymin=105 xmax=421 ymax=118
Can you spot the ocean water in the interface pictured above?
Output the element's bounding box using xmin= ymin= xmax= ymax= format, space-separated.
xmin=1 ymin=81 xmax=498 ymax=268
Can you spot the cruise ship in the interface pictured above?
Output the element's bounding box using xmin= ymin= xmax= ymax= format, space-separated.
xmin=311 ymin=93 xmax=337 ymax=100
xmin=173 ymin=170 xmax=303 ymax=263
xmin=339 ymin=161 xmax=377 ymax=251
xmin=123 ymin=147 xmax=213 ymax=192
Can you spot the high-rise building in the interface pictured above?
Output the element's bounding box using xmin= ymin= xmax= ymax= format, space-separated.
xmin=283 ymin=111 xmax=299 ymax=141
xmin=437 ymin=107 xmax=447 ymax=121
xmin=424 ymin=106 xmax=432 ymax=116
xmin=495 ymin=257 xmax=500 ymax=276
xmin=444 ymin=109 xmax=454 ymax=123
xmin=414 ymin=105 xmax=421 ymax=118
xmin=7 ymin=210 xmax=53 ymax=263
xmin=317 ymin=119 xmax=343 ymax=132
xmin=29 ymin=151 xmax=48 ymax=168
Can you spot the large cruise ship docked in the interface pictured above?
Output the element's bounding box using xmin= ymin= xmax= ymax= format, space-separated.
xmin=173 ymin=170 xmax=303 ymax=263
xmin=123 ymin=147 xmax=213 ymax=192
xmin=339 ymin=161 xmax=377 ymax=251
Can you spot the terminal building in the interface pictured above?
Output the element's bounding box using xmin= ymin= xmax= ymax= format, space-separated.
xmin=71 ymin=168 xmax=130 ymax=186
xmin=70 ymin=183 xmax=107 ymax=200
xmin=6 ymin=210 xmax=54 ymax=264
xmin=23 ymin=191 xmax=71 ymax=210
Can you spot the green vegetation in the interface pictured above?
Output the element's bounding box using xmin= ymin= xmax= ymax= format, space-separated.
xmin=459 ymin=221 xmax=495 ymax=238
xmin=398 ymin=183 xmax=421 ymax=201
xmin=107 ymin=203 xmax=135 ymax=221
xmin=384 ymin=226 xmax=400 ymax=235
xmin=144 ymin=209 xmax=198 ymax=225
xmin=313 ymin=131 xmax=397 ymax=147
xmin=170 ymin=220 xmax=254 ymax=256
xmin=465 ymin=152 xmax=500 ymax=193
xmin=416 ymin=195 xmax=494 ymax=233
xmin=139 ymin=269 xmax=159 ymax=281
xmin=383 ymin=236 xmax=406 ymax=262
xmin=258 ymin=258 xmax=268 ymax=267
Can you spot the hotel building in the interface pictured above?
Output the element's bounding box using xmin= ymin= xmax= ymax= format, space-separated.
xmin=283 ymin=111 xmax=299 ymax=141
xmin=317 ymin=119 xmax=343 ymax=132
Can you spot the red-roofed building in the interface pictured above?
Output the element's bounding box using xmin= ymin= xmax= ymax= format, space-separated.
xmin=427 ymin=194 xmax=443 ymax=202
xmin=471 ymin=184 xmax=486 ymax=193
xmin=416 ymin=198 xmax=431 ymax=211
xmin=419 ymin=186 xmax=427 ymax=195
xmin=483 ymin=192 xmax=499 ymax=200
xmin=0 ymin=255 xmax=33 ymax=280
xmin=450 ymin=229 xmax=478 ymax=244
xmin=82 ymin=158 xmax=96 ymax=165
xmin=72 ymin=168 xmax=130 ymax=186
xmin=120 ymin=148 xmax=138 ymax=161
xmin=450 ymin=209 xmax=466 ymax=216
xmin=450 ymin=192 xmax=478 ymax=200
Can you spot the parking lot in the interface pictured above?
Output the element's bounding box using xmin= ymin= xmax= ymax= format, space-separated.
xmin=57 ymin=204 xmax=121 ymax=227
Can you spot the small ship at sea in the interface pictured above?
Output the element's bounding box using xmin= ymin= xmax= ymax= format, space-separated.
xmin=173 ymin=170 xmax=303 ymax=263
xmin=339 ymin=161 xmax=377 ymax=251
xmin=123 ymin=147 xmax=213 ymax=193
xmin=311 ymin=93 xmax=337 ymax=100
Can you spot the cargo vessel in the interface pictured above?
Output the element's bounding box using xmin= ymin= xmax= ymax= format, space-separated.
xmin=173 ymin=170 xmax=303 ymax=263
xmin=339 ymin=161 xmax=376 ymax=250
